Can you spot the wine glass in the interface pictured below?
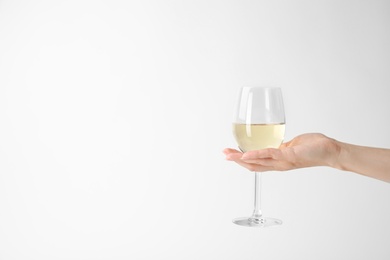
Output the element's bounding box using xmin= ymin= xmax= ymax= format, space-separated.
xmin=232 ymin=86 xmax=285 ymax=227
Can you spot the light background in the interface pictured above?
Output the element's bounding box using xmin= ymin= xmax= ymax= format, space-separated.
xmin=0 ymin=0 xmax=389 ymax=259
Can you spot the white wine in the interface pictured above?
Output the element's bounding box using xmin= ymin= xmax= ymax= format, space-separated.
xmin=233 ymin=123 xmax=285 ymax=152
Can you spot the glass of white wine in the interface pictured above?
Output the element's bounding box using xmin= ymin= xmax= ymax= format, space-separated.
xmin=232 ymin=86 xmax=285 ymax=227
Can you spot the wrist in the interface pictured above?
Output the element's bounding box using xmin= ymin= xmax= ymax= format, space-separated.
xmin=326 ymin=138 xmax=344 ymax=170
xmin=329 ymin=139 xmax=349 ymax=171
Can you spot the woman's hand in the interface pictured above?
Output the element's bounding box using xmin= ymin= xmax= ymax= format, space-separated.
xmin=223 ymin=133 xmax=339 ymax=172
xmin=224 ymin=133 xmax=390 ymax=183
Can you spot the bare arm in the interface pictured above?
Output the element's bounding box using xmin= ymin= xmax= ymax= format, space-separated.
xmin=334 ymin=142 xmax=390 ymax=182
xmin=223 ymin=133 xmax=390 ymax=183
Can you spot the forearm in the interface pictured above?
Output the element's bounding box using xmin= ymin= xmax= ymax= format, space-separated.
xmin=333 ymin=141 xmax=390 ymax=183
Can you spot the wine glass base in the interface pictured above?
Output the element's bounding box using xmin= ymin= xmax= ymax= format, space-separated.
xmin=233 ymin=216 xmax=282 ymax=227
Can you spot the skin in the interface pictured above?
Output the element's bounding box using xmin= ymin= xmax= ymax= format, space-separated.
xmin=223 ymin=133 xmax=390 ymax=183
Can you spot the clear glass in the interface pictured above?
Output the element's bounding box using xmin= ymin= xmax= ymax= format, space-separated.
xmin=232 ymin=87 xmax=285 ymax=227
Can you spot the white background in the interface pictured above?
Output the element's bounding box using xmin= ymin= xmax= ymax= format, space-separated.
xmin=1 ymin=0 xmax=390 ymax=259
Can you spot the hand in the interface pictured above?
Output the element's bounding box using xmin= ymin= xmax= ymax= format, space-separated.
xmin=223 ymin=133 xmax=340 ymax=172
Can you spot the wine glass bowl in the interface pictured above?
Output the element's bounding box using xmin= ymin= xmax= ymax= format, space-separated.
xmin=232 ymin=87 xmax=285 ymax=227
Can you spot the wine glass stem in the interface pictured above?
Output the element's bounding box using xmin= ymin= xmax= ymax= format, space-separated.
xmin=252 ymin=172 xmax=262 ymax=219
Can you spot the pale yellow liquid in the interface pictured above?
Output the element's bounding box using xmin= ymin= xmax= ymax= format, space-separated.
xmin=233 ymin=123 xmax=285 ymax=152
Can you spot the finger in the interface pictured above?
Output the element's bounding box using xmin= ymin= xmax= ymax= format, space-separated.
xmin=241 ymin=158 xmax=276 ymax=167
xmin=224 ymin=148 xmax=279 ymax=172
xmin=234 ymin=160 xmax=275 ymax=172
xmin=226 ymin=152 xmax=243 ymax=161
xmin=241 ymin=148 xmax=281 ymax=160
xmin=223 ymin=148 xmax=241 ymax=155
xmin=223 ymin=148 xmax=243 ymax=161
